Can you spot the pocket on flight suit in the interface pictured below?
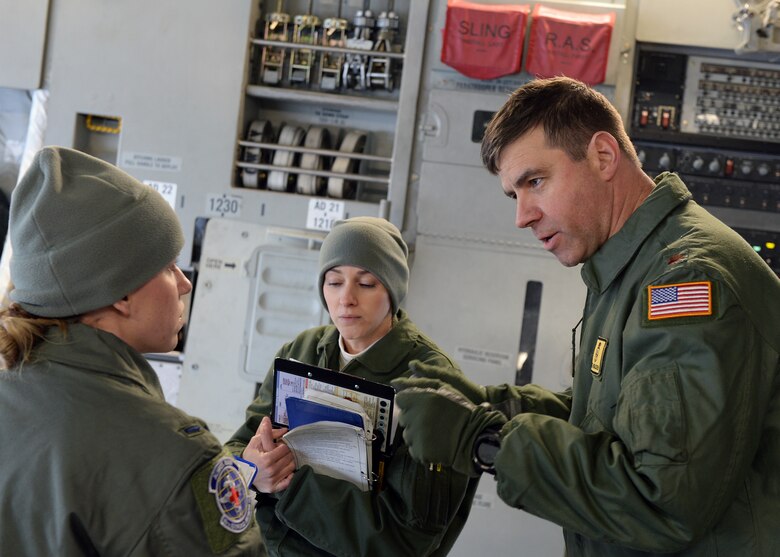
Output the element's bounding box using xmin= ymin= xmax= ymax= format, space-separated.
xmin=613 ymin=364 xmax=688 ymax=465
xmin=386 ymin=444 xmax=463 ymax=531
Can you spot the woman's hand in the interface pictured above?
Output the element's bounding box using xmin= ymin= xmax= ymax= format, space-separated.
xmin=242 ymin=416 xmax=296 ymax=493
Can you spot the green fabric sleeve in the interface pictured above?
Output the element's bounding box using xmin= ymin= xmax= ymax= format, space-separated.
xmin=137 ymin=447 xmax=266 ymax=556
xmin=485 ymin=383 xmax=572 ymax=420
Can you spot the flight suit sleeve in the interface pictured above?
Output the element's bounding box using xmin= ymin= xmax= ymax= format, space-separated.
xmin=485 ymin=383 xmax=572 ymax=420
xmin=133 ymin=448 xmax=266 ymax=556
xmin=491 ymin=268 xmax=775 ymax=553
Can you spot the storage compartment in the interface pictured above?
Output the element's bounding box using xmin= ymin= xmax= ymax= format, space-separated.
xmin=232 ymin=0 xmax=429 ymax=230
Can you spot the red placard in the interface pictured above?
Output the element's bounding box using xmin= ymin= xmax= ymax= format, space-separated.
xmin=441 ymin=1 xmax=531 ymax=81
xmin=525 ymin=5 xmax=615 ymax=85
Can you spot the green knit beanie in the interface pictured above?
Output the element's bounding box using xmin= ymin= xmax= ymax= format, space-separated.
xmin=318 ymin=217 xmax=409 ymax=313
xmin=9 ymin=146 xmax=184 ymax=318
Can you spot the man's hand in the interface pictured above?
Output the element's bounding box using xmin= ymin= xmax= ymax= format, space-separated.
xmin=403 ymin=360 xmax=487 ymax=404
xmin=242 ymin=416 xmax=296 ymax=493
xmin=392 ymin=381 xmax=506 ymax=477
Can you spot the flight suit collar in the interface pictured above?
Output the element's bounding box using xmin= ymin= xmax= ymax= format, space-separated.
xmin=35 ymin=323 xmax=166 ymax=399
xmin=315 ymin=309 xmax=416 ymax=376
xmin=314 ymin=325 xmax=341 ymax=367
xmin=581 ymin=172 xmax=692 ymax=293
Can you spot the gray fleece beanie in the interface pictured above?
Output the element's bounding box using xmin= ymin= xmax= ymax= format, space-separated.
xmin=318 ymin=217 xmax=409 ymax=313
xmin=9 ymin=146 xmax=184 ymax=318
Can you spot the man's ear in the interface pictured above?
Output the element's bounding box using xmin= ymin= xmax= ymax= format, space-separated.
xmin=111 ymin=295 xmax=131 ymax=317
xmin=588 ymin=131 xmax=619 ymax=180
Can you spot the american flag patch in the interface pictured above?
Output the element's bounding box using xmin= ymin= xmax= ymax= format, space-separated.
xmin=647 ymin=281 xmax=713 ymax=320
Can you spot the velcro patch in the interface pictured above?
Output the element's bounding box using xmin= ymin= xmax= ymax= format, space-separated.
xmin=647 ymin=281 xmax=713 ymax=321
xmin=209 ymin=457 xmax=253 ymax=533
xmin=192 ymin=454 xmax=253 ymax=553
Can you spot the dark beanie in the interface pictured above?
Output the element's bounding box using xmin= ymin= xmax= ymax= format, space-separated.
xmin=318 ymin=217 xmax=409 ymax=313
xmin=9 ymin=146 xmax=184 ymax=317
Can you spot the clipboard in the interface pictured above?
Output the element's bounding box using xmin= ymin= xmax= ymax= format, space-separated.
xmin=271 ymin=358 xmax=396 ymax=455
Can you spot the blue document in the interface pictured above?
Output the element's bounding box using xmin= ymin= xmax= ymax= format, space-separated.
xmin=286 ymin=397 xmax=365 ymax=431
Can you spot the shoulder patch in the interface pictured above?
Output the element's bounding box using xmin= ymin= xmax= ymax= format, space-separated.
xmin=209 ymin=457 xmax=254 ymax=533
xmin=645 ymin=280 xmax=714 ymax=323
xmin=191 ymin=454 xmax=254 ymax=553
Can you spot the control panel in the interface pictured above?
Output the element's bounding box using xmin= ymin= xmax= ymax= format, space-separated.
xmin=681 ymin=57 xmax=780 ymax=144
xmin=635 ymin=143 xmax=780 ymax=212
xmin=629 ymin=44 xmax=780 ymax=275
xmin=631 ymin=46 xmax=780 ymax=151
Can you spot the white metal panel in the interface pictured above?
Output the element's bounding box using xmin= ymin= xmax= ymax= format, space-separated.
xmin=418 ymin=88 xmax=535 ymax=245
xmin=406 ymin=237 xmax=584 ymax=405
xmin=410 ymin=7 xmax=604 ymax=550
xmin=421 ymin=89 xmax=509 ymax=170
xmin=454 ymin=474 xmax=566 ymax=557
xmin=636 ymin=0 xmax=741 ymax=49
xmin=178 ymin=219 xmax=328 ymax=441
xmin=417 ymin=158 xmax=536 ymax=247
xmin=178 ymin=219 xmax=271 ymax=440
xmin=243 ymin=246 xmax=330 ymax=380
xmin=0 ymin=0 xmax=50 ymax=89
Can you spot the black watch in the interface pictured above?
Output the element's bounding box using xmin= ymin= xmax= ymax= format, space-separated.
xmin=472 ymin=427 xmax=501 ymax=475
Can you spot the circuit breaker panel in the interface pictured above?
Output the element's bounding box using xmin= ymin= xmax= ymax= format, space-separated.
xmin=230 ymin=0 xmax=429 ymax=233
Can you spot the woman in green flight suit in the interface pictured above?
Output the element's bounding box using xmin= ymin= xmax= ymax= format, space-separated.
xmin=226 ymin=216 xmax=478 ymax=556
xmin=0 ymin=146 xmax=264 ymax=556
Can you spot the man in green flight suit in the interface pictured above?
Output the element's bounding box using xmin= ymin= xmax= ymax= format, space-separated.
xmin=393 ymin=77 xmax=780 ymax=556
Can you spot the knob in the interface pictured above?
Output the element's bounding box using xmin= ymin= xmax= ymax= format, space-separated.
xmin=708 ymin=159 xmax=721 ymax=173
xmin=757 ymin=163 xmax=770 ymax=177
xmin=637 ymin=149 xmax=647 ymax=165
xmin=659 ymin=153 xmax=671 ymax=170
xmin=740 ymin=161 xmax=753 ymax=175
xmin=692 ymin=157 xmax=704 ymax=171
